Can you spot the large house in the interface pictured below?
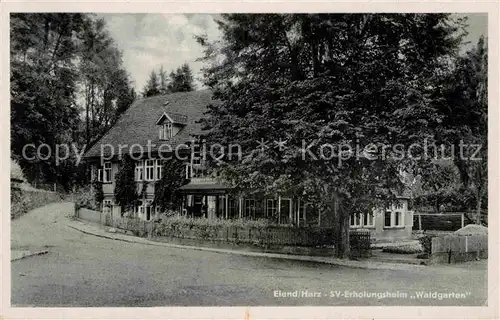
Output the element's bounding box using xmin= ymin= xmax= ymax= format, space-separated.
xmin=83 ymin=90 xmax=413 ymax=241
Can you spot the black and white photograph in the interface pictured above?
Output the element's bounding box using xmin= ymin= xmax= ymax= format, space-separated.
xmin=3 ymin=4 xmax=497 ymax=318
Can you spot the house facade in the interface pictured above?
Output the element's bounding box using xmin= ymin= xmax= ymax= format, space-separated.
xmin=349 ymin=199 xmax=414 ymax=241
xmin=83 ymin=90 xmax=413 ymax=240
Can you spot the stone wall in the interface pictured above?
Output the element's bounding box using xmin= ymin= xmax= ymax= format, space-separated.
xmin=11 ymin=184 xmax=63 ymax=219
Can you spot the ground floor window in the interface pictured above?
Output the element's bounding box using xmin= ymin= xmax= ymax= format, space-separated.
xmin=384 ymin=209 xmax=404 ymax=228
xmin=266 ymin=199 xmax=277 ymax=217
xmin=244 ymin=199 xmax=256 ymax=218
xmin=299 ymin=202 xmax=316 ymax=226
xmin=194 ymin=196 xmax=203 ymax=206
xmin=228 ymin=197 xmax=238 ymax=218
xmin=395 ymin=211 xmax=403 ymax=226
xmin=192 ymin=195 xmax=205 ymax=217
xmin=350 ymin=212 xmax=374 ymax=228
xmin=279 ymin=198 xmax=292 ymax=224
xmin=298 ymin=201 xmax=305 ymax=216
xmin=184 ymin=194 xmax=242 ymax=219
xmin=363 ymin=212 xmax=375 ymax=227
xmin=350 ymin=213 xmax=362 ymax=227
xmin=217 ymin=195 xmax=227 ymax=218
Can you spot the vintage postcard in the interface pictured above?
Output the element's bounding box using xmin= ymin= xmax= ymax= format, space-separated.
xmin=1 ymin=1 xmax=498 ymax=319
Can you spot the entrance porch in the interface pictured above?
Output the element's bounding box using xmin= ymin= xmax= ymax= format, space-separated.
xmin=179 ymin=181 xmax=320 ymax=226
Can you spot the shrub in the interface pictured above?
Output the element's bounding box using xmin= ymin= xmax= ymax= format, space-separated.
xmin=154 ymin=159 xmax=189 ymax=211
xmin=111 ymin=213 xmax=335 ymax=247
xmin=11 ymin=187 xmax=27 ymax=218
xmin=153 ymin=209 xmax=180 ymax=222
xmin=382 ymin=242 xmax=423 ymax=254
xmin=11 ymin=158 xmax=26 ymax=182
xmin=114 ymin=154 xmax=138 ymax=212
xmin=73 ymin=186 xmax=98 ymax=210
xmin=193 ymin=224 xmax=219 ymax=240
xmin=93 ymin=180 xmax=104 ymax=207
xmin=11 ymin=187 xmax=62 ymax=219
xmin=418 ymin=235 xmax=437 ymax=255
xmin=126 ymin=218 xmax=141 ymax=234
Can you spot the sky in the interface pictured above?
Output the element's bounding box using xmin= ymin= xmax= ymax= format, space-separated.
xmin=99 ymin=13 xmax=221 ymax=93
xmin=99 ymin=13 xmax=488 ymax=94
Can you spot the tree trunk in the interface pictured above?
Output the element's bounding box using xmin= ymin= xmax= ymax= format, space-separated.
xmin=475 ymin=187 xmax=483 ymax=260
xmin=85 ymin=83 xmax=90 ymax=145
xmin=331 ymin=193 xmax=350 ymax=258
xmin=342 ymin=211 xmax=350 ymax=258
xmin=476 ymin=188 xmax=483 ymax=225
xmin=336 ymin=206 xmax=350 ymax=258
xmin=43 ymin=18 xmax=50 ymax=50
xmin=90 ymin=83 xmax=95 ymax=141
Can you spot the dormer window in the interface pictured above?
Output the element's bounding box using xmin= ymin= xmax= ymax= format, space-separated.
xmin=156 ymin=111 xmax=188 ymax=140
xmin=159 ymin=122 xmax=173 ymax=140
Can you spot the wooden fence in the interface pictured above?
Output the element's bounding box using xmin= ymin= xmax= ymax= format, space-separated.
xmin=103 ymin=215 xmax=335 ymax=247
xmin=431 ymin=234 xmax=488 ymax=264
xmin=413 ymin=212 xmax=465 ymax=231
xmin=349 ymin=229 xmax=371 ymax=258
xmin=413 ymin=211 xmax=488 ymax=232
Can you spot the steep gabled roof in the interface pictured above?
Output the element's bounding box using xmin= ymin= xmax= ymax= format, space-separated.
xmin=83 ymin=90 xmax=216 ymax=159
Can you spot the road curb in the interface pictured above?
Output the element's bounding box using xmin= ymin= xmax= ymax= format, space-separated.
xmin=66 ymin=222 xmax=425 ymax=271
xmin=67 ymin=225 xmax=141 ymax=244
xmin=11 ymin=250 xmax=49 ymax=262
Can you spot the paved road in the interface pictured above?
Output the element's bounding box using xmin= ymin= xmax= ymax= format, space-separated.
xmin=11 ymin=203 xmax=488 ymax=307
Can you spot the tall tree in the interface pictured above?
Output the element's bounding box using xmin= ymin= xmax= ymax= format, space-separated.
xmin=168 ymin=63 xmax=195 ymax=93
xmin=10 ymin=13 xmax=85 ymax=186
xmin=413 ymin=160 xmax=465 ymax=212
xmin=142 ymin=70 xmax=161 ymax=97
xmin=158 ymin=65 xmax=169 ymax=95
xmin=79 ymin=16 xmax=135 ymax=146
xmin=11 ymin=13 xmax=135 ymax=190
xmin=142 ymin=63 xmax=195 ymax=97
xmin=115 ymin=86 xmax=137 ymax=119
xmin=197 ymin=14 xmax=466 ymax=257
xmin=438 ymin=37 xmax=488 ymax=224
xmin=180 ymin=63 xmax=195 ymax=92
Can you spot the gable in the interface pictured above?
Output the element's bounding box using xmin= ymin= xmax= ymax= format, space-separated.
xmin=156 ymin=112 xmax=189 ymax=125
